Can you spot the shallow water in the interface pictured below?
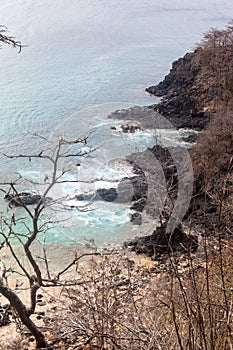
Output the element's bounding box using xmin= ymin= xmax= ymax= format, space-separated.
xmin=0 ymin=0 xmax=232 ymax=245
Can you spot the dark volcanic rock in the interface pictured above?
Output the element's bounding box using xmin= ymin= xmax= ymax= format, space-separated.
xmin=97 ymin=188 xmax=118 ymax=202
xmin=75 ymin=194 xmax=85 ymax=201
xmin=4 ymin=192 xmax=44 ymax=207
xmin=146 ymin=50 xmax=212 ymax=130
xmin=146 ymin=52 xmax=198 ymax=97
xmin=182 ymin=134 xmax=197 ymax=143
xmin=148 ymin=145 xmax=179 ymax=201
xmin=126 ymin=162 xmax=148 ymax=212
xmin=130 ymin=198 xmax=147 ymax=212
xmin=124 ymin=223 xmax=198 ymax=257
xmin=75 ymin=175 xmax=147 ymax=205
xmin=130 ymin=212 xmax=142 ymax=225
xmin=121 ymin=121 xmax=142 ymax=133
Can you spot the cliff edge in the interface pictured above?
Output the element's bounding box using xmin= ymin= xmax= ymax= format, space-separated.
xmin=145 ymin=49 xmax=217 ymax=130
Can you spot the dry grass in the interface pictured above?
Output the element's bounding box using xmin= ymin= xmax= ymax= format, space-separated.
xmin=1 ymin=239 xmax=227 ymax=350
xmin=1 ymin=237 xmax=233 ymax=349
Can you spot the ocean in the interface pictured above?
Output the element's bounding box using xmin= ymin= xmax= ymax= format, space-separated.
xmin=0 ymin=0 xmax=232 ymax=246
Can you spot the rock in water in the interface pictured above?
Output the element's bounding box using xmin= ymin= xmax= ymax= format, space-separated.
xmin=96 ymin=188 xmax=118 ymax=202
xmin=4 ymin=192 xmax=49 ymax=207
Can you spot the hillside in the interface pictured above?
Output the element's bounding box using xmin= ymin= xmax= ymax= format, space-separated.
xmin=145 ymin=23 xmax=233 ymax=238
xmin=0 ymin=22 xmax=233 ymax=350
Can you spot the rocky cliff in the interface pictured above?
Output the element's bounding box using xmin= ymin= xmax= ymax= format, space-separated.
xmin=125 ymin=43 xmax=233 ymax=255
xmin=146 ymin=49 xmax=216 ymax=130
xmin=111 ymin=25 xmax=233 ymax=257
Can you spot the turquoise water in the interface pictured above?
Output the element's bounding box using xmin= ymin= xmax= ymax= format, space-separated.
xmin=0 ymin=0 xmax=232 ymax=244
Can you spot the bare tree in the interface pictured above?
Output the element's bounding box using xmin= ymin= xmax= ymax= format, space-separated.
xmin=0 ymin=133 xmax=97 ymax=348
xmin=197 ymin=21 xmax=233 ymax=102
xmin=0 ymin=25 xmax=24 ymax=52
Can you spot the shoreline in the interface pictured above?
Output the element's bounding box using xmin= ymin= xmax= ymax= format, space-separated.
xmin=0 ymin=48 xmax=219 ymax=267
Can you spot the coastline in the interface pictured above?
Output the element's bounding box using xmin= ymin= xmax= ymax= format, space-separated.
xmin=0 ymin=49 xmax=210 ymax=273
xmin=0 ymin=46 xmax=228 ymax=271
xmin=105 ymin=47 xmax=224 ymax=256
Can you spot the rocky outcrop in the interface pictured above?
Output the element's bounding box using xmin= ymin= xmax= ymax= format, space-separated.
xmin=146 ymin=50 xmax=213 ymax=130
xmin=126 ymin=144 xmax=179 ymax=216
xmin=124 ymin=223 xmax=198 ymax=257
xmin=74 ymin=161 xmax=148 ymax=214
xmin=127 ymin=163 xmax=148 ymax=212
xmin=130 ymin=212 xmax=142 ymax=225
xmin=4 ymin=192 xmax=43 ymax=207
xmin=116 ymin=39 xmax=233 ymax=257
xmin=75 ymin=190 xmax=118 ymax=203
xmin=120 ymin=121 xmax=142 ymax=133
xmin=182 ymin=134 xmax=197 ymax=143
xmin=4 ymin=192 xmax=53 ymax=207
xmin=97 ymin=188 xmax=118 ymax=202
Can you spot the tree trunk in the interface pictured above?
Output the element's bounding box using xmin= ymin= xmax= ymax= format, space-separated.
xmin=0 ymin=284 xmax=47 ymax=348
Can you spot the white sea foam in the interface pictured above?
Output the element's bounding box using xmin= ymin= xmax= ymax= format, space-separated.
xmin=0 ymin=0 xmax=232 ymax=244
